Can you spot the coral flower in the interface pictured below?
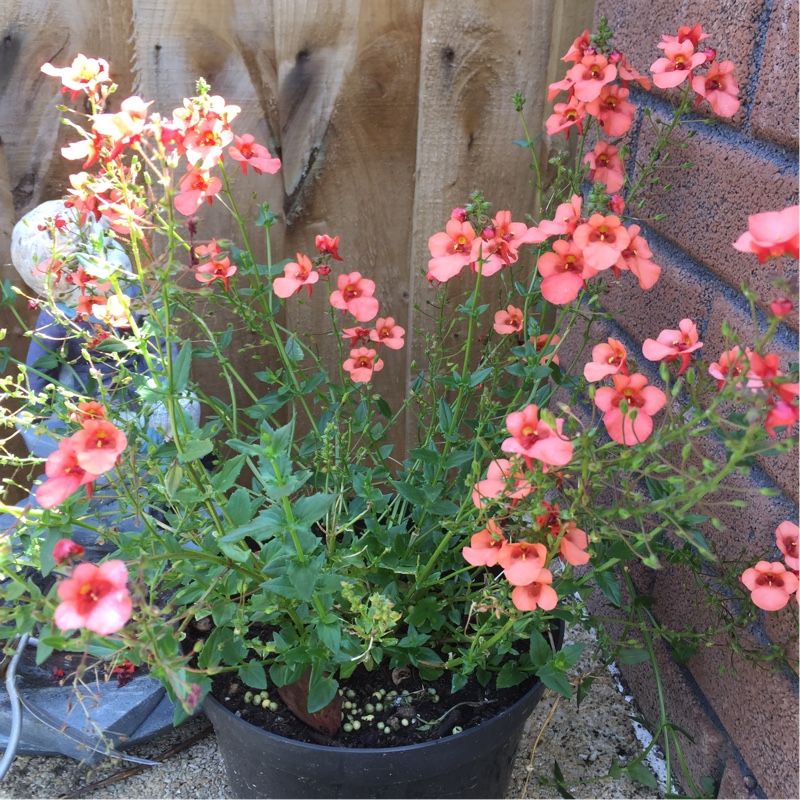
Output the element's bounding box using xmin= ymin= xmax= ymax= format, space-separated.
xmin=561 ymin=30 xmax=592 ymax=63
xmin=36 ymin=438 xmax=100 ymax=509
xmin=462 ymin=520 xmax=508 ymax=567
xmin=732 ymin=206 xmax=800 ymax=263
xmin=228 ymin=133 xmax=281 ymax=175
xmin=92 ymin=294 xmax=132 ymax=328
xmin=498 ymin=541 xmax=548 ymax=586
xmin=692 ymin=60 xmax=740 ymax=118
xmin=472 ymin=458 xmax=534 ymax=508
xmin=341 ymin=326 xmax=371 ymax=347
xmin=315 ymin=234 xmax=343 ymax=260
xmin=740 ymin=561 xmax=798 ymax=611
xmin=53 ymin=539 xmax=86 ymax=565
xmin=584 ymin=338 xmax=629 ymax=382
xmin=558 ymin=522 xmax=591 ymax=567
xmin=343 ymin=347 xmax=383 ymax=383
xmin=546 ymin=97 xmax=587 ymax=138
xmin=614 ymin=225 xmax=662 ymax=290
xmin=572 ymin=214 xmax=630 ymax=271
xmin=566 ymin=54 xmax=617 ymax=102
xmin=642 ymin=319 xmax=703 ymax=375
xmin=92 ymin=96 xmax=153 ymax=159
xmin=70 ymin=419 xmax=128 ymax=475
xmin=510 ymin=569 xmax=559 ymax=612
xmin=494 ymin=305 xmax=525 ymax=335
xmin=658 ymin=24 xmax=711 ymax=50
xmin=174 ymin=168 xmax=222 ymax=216
xmin=41 ymin=54 xmax=110 ymax=101
xmin=586 ymin=84 xmax=636 ymax=137
xmin=775 ymin=521 xmax=800 ymax=571
xmin=55 ymin=560 xmax=132 ymax=635
xmin=273 ymin=254 xmax=318 ymax=298
xmin=650 ymin=40 xmax=706 ymax=89
xmin=594 ymin=373 xmax=667 ymax=445
xmin=369 ymin=317 xmax=406 ymax=350
xmin=195 ymin=256 xmax=237 ymax=292
xmin=584 ymin=141 xmax=625 ymax=194
xmin=427 ymin=220 xmax=476 ymax=282
xmin=538 ymin=239 xmax=595 ymax=305
xmin=533 ymin=195 xmax=583 ymax=240
xmin=501 ymin=404 xmax=573 ymax=468
xmin=70 ymin=401 xmax=108 ymax=423
xmin=531 ymin=334 xmax=561 ymax=366
xmin=330 ymin=272 xmax=379 ymax=322
xmin=708 ymin=346 xmax=747 ymax=391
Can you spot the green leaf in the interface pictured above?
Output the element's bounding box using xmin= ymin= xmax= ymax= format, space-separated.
xmin=451 ymin=673 xmax=468 ymax=694
xmin=536 ymin=663 xmax=572 ymax=698
xmin=617 ymin=647 xmax=650 ymax=665
xmin=528 ymin=629 xmax=552 ymax=667
xmin=391 ymin=480 xmax=426 ymax=506
xmin=177 ymin=438 xmax=214 ymax=463
xmin=226 ymin=487 xmax=252 ymax=527
xmin=171 ymin=340 xmax=193 ymax=392
xmin=443 ymin=450 xmax=475 ymax=469
xmin=307 ymin=666 xmax=338 ymax=714
xmin=293 ymin=494 xmax=336 ymax=527
xmin=238 ymin=660 xmax=267 ymax=690
xmin=496 ymin=661 xmax=526 ymax=688
xmin=626 ymin=761 xmax=658 ymax=789
xmin=211 ymin=455 xmax=246 ymax=493
xmin=287 ymin=560 xmax=319 ymax=601
xmin=552 ymin=759 xmax=575 ymax=799
xmin=316 ymin=621 xmax=341 ymax=654
xmin=593 ymin=568 xmax=622 ymax=607
xmin=437 ymin=397 xmax=454 ymax=435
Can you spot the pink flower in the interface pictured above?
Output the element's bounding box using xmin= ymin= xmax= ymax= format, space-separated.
xmin=498 ymin=541 xmax=548 ymax=586
xmin=740 ymin=561 xmax=798 ymax=611
xmin=584 ymin=338 xmax=629 ymax=382
xmin=330 ymin=272 xmax=379 ymax=322
xmin=584 ymin=142 xmax=625 ymax=194
xmin=561 ymin=30 xmax=592 ymax=63
xmin=546 ymin=97 xmax=587 ymax=138
xmin=594 ymin=373 xmax=667 ymax=446
xmin=510 ymin=569 xmax=559 ymax=612
xmin=69 ymin=419 xmax=128 ymax=475
xmin=343 ymin=347 xmax=384 ymax=383
xmin=462 ymin=520 xmax=508 ymax=567
xmin=572 ymin=214 xmax=631 ymax=271
xmin=273 ymin=254 xmax=318 ymax=298
xmin=427 ymin=220 xmax=476 ymax=282
xmin=658 ymin=24 xmax=711 ymax=50
xmin=650 ymin=40 xmax=706 ymax=89
xmin=174 ymin=168 xmax=222 ymax=216
xmin=470 ymin=211 xmax=533 ymax=276
xmin=533 ymin=195 xmax=583 ymax=240
xmin=614 ymin=225 xmax=662 ymax=290
xmin=53 ymin=539 xmax=86 ymax=565
xmin=92 ymin=96 xmax=153 ymax=159
xmin=708 ymin=346 xmax=747 ymax=391
xmin=494 ymin=305 xmax=525 ymax=335
xmin=36 ymin=439 xmax=100 ymax=509
xmin=182 ymin=118 xmax=233 ymax=170
xmin=55 ymin=560 xmax=132 ymax=635
xmin=586 ymin=84 xmax=636 ymax=137
xmin=775 ymin=521 xmax=799 ymax=571
xmin=341 ymin=326 xmax=371 ymax=347
xmin=558 ymin=522 xmax=590 ymax=567
xmin=228 ymin=133 xmax=281 ymax=175
xmin=566 ymin=54 xmax=617 ymax=102
xmin=642 ymin=319 xmax=703 ymax=375
xmin=501 ymin=404 xmax=573 ymax=468
xmin=692 ymin=60 xmax=740 ymax=117
xmin=471 ymin=458 xmax=534 ymax=508
xmin=195 ymin=256 xmax=237 ymax=292
xmin=538 ymin=239 xmax=595 ymax=305
xmin=92 ymin=294 xmax=132 ymax=328
xmin=732 ymin=206 xmax=800 ymax=263
xmin=41 ymin=54 xmax=110 ymax=101
xmin=369 ymin=317 xmax=406 ymax=350
xmin=315 ymin=234 xmax=343 ymax=261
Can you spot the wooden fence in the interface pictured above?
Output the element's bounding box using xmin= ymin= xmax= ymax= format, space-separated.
xmin=0 ymin=0 xmax=593 ymax=486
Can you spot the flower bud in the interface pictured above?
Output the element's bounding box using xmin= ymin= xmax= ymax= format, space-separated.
xmin=450 ymin=207 xmax=468 ymax=222
xmin=702 ymin=47 xmax=717 ymax=61
xmin=608 ymin=50 xmax=622 ymax=63
xmin=317 ymin=264 xmax=331 ymax=276
xmin=481 ymin=225 xmax=497 ymax=240
xmin=770 ymin=297 xmax=793 ymax=317
xmin=609 ymin=195 xmax=626 ymax=215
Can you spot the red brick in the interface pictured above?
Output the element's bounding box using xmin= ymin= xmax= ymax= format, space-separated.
xmin=632 ymin=123 xmax=799 ymax=327
xmin=594 ymin=0 xmax=762 ymax=127
xmin=716 ymin=756 xmax=760 ymax=799
xmin=652 ymin=566 xmax=800 ymax=799
xmin=751 ymin=0 xmax=800 ymax=148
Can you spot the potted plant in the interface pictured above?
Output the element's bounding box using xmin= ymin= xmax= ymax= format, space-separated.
xmin=1 ymin=20 xmax=797 ymax=799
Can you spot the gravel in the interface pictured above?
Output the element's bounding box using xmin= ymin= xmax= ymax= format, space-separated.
xmin=0 ymin=625 xmax=666 ymax=799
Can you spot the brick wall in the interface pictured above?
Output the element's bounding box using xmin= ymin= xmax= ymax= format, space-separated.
xmin=583 ymin=1 xmax=799 ymax=797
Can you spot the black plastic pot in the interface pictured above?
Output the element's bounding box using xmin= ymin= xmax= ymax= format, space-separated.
xmin=203 ymin=621 xmax=564 ymax=799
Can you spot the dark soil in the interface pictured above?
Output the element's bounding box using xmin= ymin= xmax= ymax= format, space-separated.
xmin=209 ymin=661 xmax=540 ymax=749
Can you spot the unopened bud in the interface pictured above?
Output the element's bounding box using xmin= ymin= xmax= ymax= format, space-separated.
xmin=702 ymin=47 xmax=716 ymax=61
xmin=609 ymin=195 xmax=625 ymax=215
xmin=450 ymin=207 xmax=468 ymax=222
xmin=608 ymin=50 xmax=622 ymax=63
xmin=770 ymin=297 xmax=794 ymax=318
xmin=317 ymin=264 xmax=331 ymax=276
xmin=481 ymin=225 xmax=497 ymax=240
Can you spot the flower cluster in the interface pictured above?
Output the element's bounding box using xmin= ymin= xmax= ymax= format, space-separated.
xmin=1 ymin=22 xmax=796 ymax=763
